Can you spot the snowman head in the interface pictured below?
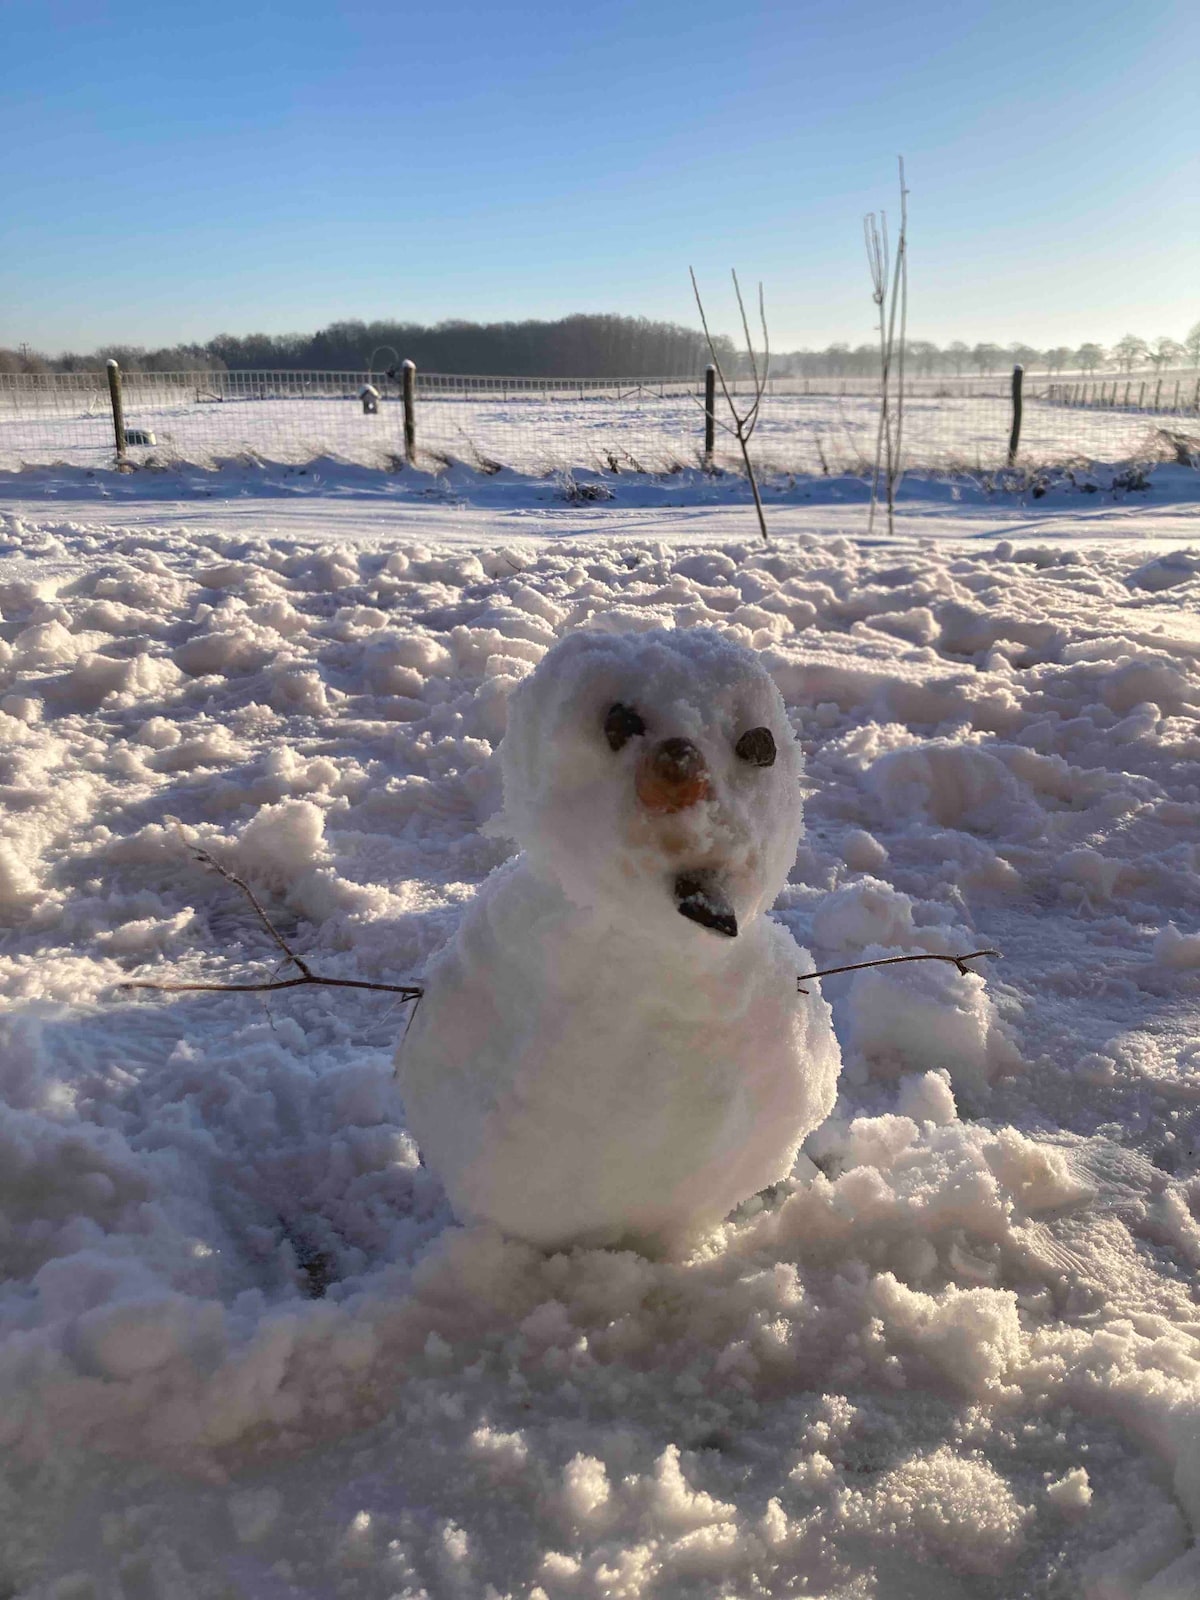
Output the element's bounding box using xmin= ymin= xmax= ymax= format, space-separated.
xmin=499 ymin=628 xmax=804 ymax=943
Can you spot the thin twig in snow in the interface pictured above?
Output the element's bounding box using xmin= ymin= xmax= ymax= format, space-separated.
xmin=120 ymin=846 xmax=424 ymax=1002
xmin=689 ymin=266 xmax=771 ymax=544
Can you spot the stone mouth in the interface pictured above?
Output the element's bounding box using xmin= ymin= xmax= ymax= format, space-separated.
xmin=673 ymin=871 xmax=737 ymax=938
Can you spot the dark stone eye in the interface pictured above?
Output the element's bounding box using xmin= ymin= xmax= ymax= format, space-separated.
xmin=604 ymin=702 xmax=646 ymax=751
xmin=735 ymin=727 xmax=776 ymax=767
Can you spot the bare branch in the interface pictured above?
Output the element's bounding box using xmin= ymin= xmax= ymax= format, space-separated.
xmin=690 ymin=266 xmax=771 ymax=544
xmin=733 ymin=270 xmax=760 ymax=396
xmin=796 ymin=949 xmax=998 ymax=994
xmin=690 ymin=267 xmax=739 ymax=419
xmin=119 ymin=843 xmax=423 ymax=1004
xmin=187 ymin=842 xmax=312 ymax=976
xmin=892 ymin=155 xmax=909 ymax=491
xmin=741 ymin=283 xmax=772 ymax=440
xmin=864 ymin=162 xmax=910 ymax=537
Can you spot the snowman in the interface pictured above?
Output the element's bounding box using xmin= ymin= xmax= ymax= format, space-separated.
xmin=396 ymin=627 xmax=841 ymax=1253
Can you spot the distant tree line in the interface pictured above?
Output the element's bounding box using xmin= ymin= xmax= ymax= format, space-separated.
xmin=1 ymin=317 xmax=1196 ymax=378
xmin=773 ymin=326 xmax=1200 ymax=379
xmin=0 ymin=315 xmax=735 ymax=378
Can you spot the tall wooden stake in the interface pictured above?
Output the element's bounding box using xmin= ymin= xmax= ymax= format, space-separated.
xmin=1007 ymin=364 xmax=1024 ymax=466
xmin=704 ymin=364 xmax=716 ymax=464
xmin=402 ymin=359 xmax=417 ymax=464
xmin=106 ymin=359 xmax=126 ymax=458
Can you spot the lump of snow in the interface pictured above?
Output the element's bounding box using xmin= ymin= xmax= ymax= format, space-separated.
xmin=0 ymin=694 xmax=41 ymax=724
xmin=0 ymin=841 xmax=41 ymax=918
xmin=1126 ymin=550 xmax=1200 ymax=592
xmin=173 ymin=626 xmax=277 ymax=677
xmin=811 ymin=877 xmax=915 ymax=950
xmin=1153 ymin=922 xmax=1200 ymax=969
xmin=849 ymin=1445 xmax=1029 ymax=1575
xmin=895 ymin=1069 xmax=958 ymax=1126
xmin=1081 ymin=1503 xmax=1189 ymax=1600
xmin=1046 ymin=1467 xmax=1092 ymax=1517
xmin=561 ymin=1453 xmax=611 ymax=1523
xmin=228 ymin=1487 xmax=284 ymax=1544
xmin=868 ymin=742 xmax=1024 ymax=835
xmin=840 ymin=828 xmax=888 ymax=872
xmin=847 ymin=955 xmax=1012 ymax=1100
xmin=236 ymin=799 xmax=328 ymax=886
xmin=647 ymin=1445 xmax=735 ymax=1531
xmin=73 ymin=1295 xmax=195 ymax=1380
xmin=867 ymin=1274 xmax=1022 ymax=1395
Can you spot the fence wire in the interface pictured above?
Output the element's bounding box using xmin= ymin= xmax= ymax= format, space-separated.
xmin=2 ymin=368 xmax=1197 ymax=477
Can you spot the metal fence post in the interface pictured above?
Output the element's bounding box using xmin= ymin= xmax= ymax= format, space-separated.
xmin=105 ymin=359 xmax=126 ymax=457
xmin=703 ymin=364 xmax=716 ymax=464
xmin=402 ymin=359 xmax=416 ymax=463
xmin=1007 ymin=364 xmax=1023 ymax=466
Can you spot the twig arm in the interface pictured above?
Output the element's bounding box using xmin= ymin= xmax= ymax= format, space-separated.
xmin=796 ymin=949 xmax=998 ymax=994
xmin=119 ymin=839 xmax=423 ymax=1003
xmin=121 ymin=975 xmax=423 ymax=996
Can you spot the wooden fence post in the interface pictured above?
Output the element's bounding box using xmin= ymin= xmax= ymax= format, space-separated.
xmin=1007 ymin=364 xmax=1023 ymax=466
xmin=402 ymin=360 xmax=416 ymax=463
xmin=105 ymin=359 xmax=126 ymax=458
xmin=703 ymin=364 xmax=716 ymax=465
xmin=1153 ymin=378 xmax=1162 ymax=412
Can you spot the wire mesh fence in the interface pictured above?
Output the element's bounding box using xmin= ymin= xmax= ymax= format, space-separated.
xmin=2 ymin=366 xmax=1198 ymax=477
xmin=1047 ymin=376 xmax=1200 ymax=415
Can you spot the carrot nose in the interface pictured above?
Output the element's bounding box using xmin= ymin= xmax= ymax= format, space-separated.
xmin=636 ymin=738 xmax=710 ymax=814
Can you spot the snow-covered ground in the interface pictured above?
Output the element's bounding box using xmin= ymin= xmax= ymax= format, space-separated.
xmin=3 ymin=388 xmax=1194 ymax=476
xmin=1 ymin=466 xmax=1199 ymax=1598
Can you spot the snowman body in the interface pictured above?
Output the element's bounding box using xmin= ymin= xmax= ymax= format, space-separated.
xmin=397 ymin=627 xmax=841 ymax=1252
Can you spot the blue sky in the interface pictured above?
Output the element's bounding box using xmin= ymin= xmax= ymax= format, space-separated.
xmin=2 ymin=0 xmax=1196 ymax=354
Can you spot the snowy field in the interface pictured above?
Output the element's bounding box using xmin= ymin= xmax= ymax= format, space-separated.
xmin=1 ymin=472 xmax=1200 ymax=1598
xmin=2 ymin=388 xmax=1191 ymax=476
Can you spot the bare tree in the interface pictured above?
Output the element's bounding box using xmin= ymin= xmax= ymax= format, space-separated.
xmin=1148 ymin=336 xmax=1184 ymax=373
xmin=863 ymin=156 xmax=909 ymax=536
xmin=689 ymin=268 xmax=771 ymax=545
xmin=1112 ymin=334 xmax=1149 ymax=373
